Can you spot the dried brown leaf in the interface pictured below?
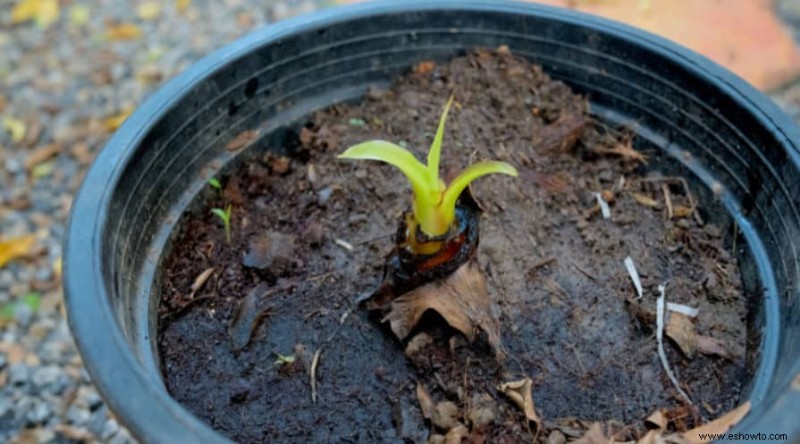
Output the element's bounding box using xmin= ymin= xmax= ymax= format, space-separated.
xmin=416 ymin=383 xmax=434 ymax=420
xmin=637 ymin=429 xmax=662 ymax=444
xmin=190 ymin=267 xmax=215 ymax=295
xmin=677 ymin=401 xmax=750 ymax=444
xmin=25 ymin=143 xmax=62 ymax=170
xmin=632 ymin=192 xmax=660 ymax=208
xmin=572 ymin=422 xmax=606 ymax=444
xmin=228 ymin=283 xmax=273 ymax=350
xmin=666 ymin=312 xmax=696 ymax=358
xmin=646 ymin=410 xmax=668 ymax=430
xmin=414 ymin=61 xmax=436 ymax=74
xmin=695 ymin=335 xmax=730 ymax=359
xmin=592 ymin=142 xmax=648 ymax=164
xmin=226 ymin=129 xmax=260 ymax=152
xmin=382 ymin=260 xmax=501 ymax=354
xmin=497 ymin=378 xmax=540 ymax=429
xmin=444 ymin=425 xmax=469 ymax=444
xmin=673 ymin=205 xmax=693 ymax=218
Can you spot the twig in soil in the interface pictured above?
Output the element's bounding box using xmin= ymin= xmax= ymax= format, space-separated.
xmin=662 ymin=184 xmax=674 ymax=219
xmin=569 ymin=259 xmax=597 ymax=281
xmin=624 ymin=256 xmax=643 ymax=299
xmin=634 ymin=176 xmax=703 ymax=225
xmin=531 ymin=256 xmax=557 ymax=271
xmin=354 ymin=232 xmax=394 ymax=245
xmin=334 ymin=238 xmax=354 ymax=252
xmin=657 ymin=283 xmax=693 ymax=404
xmin=310 ymin=349 xmax=321 ymax=403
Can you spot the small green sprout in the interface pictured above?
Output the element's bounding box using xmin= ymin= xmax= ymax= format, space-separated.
xmin=209 ymin=177 xmax=222 ymax=190
xmin=275 ymin=354 xmax=295 ymax=366
xmin=339 ymin=96 xmax=517 ymax=239
xmin=211 ymin=204 xmax=232 ymax=243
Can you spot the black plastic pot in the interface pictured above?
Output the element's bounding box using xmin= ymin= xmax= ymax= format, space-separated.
xmin=65 ymin=1 xmax=800 ymax=442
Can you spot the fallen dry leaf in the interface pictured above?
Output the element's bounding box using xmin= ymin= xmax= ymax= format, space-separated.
xmin=678 ymin=401 xmax=750 ymax=444
xmin=497 ymin=378 xmax=541 ymax=429
xmin=646 ymin=410 xmax=668 ymax=430
xmin=226 ymin=129 xmax=260 ymax=152
xmin=0 ymin=235 xmax=37 ymax=269
xmin=24 ymin=143 xmax=62 ymax=170
xmin=592 ymin=142 xmax=648 ymax=164
xmin=11 ymin=0 xmax=59 ymax=28
xmin=105 ymin=23 xmax=143 ymax=41
xmin=666 ymin=312 xmax=697 ymax=358
xmin=416 ymin=383 xmax=434 ymax=420
xmin=572 ymin=422 xmax=607 ymax=444
xmin=189 ymin=267 xmax=215 ymax=296
xmin=103 ymin=109 xmax=133 ymax=131
xmin=637 ymin=429 xmax=662 ymax=444
xmin=673 ymin=205 xmax=693 ymax=218
xmin=228 ymin=282 xmax=273 ymax=350
xmin=381 ymin=260 xmax=502 ymax=355
xmin=632 ymin=192 xmax=660 ymax=208
xmin=414 ymin=61 xmax=435 ymax=74
xmin=176 ymin=0 xmax=191 ymax=13
xmin=695 ymin=335 xmax=731 ymax=359
xmin=444 ymin=425 xmax=468 ymax=444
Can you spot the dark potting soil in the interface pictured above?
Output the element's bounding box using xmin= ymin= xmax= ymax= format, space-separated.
xmin=158 ymin=50 xmax=757 ymax=443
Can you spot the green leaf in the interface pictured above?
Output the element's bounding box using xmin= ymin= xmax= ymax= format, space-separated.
xmin=441 ymin=161 xmax=518 ymax=226
xmin=210 ymin=208 xmax=228 ymax=221
xmin=348 ymin=118 xmax=366 ymax=127
xmin=427 ymin=95 xmax=454 ymax=179
xmin=275 ymin=354 xmax=295 ymax=365
xmin=209 ymin=178 xmax=222 ymax=190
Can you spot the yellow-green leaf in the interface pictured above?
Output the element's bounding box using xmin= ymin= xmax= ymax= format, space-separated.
xmin=441 ymin=161 xmax=518 ymax=225
xmin=427 ymin=95 xmax=453 ymax=179
xmin=3 ymin=117 xmax=26 ymax=144
xmin=0 ymin=235 xmax=36 ymax=269
xmin=68 ymin=5 xmax=90 ymax=27
xmin=137 ymin=2 xmax=162 ymax=20
xmin=11 ymin=0 xmax=59 ymax=28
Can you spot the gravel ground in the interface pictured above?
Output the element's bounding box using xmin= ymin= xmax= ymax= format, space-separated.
xmin=1 ymin=1 xmax=799 ymax=443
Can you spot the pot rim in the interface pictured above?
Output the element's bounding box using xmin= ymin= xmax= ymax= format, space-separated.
xmin=64 ymin=1 xmax=800 ymax=442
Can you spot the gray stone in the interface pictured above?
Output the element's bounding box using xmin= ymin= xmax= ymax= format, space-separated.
xmin=65 ymin=405 xmax=91 ymax=427
xmin=101 ymin=418 xmax=120 ymax=441
xmin=25 ymin=399 xmax=53 ymax=425
xmin=31 ymin=365 xmax=70 ymax=395
xmin=8 ymin=363 xmax=30 ymax=387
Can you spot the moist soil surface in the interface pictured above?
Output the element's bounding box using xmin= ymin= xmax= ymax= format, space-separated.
xmin=158 ymin=50 xmax=756 ymax=443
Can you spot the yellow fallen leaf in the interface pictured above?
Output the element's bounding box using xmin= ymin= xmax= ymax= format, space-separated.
xmin=176 ymin=0 xmax=191 ymax=13
xmin=3 ymin=117 xmax=26 ymax=144
xmin=137 ymin=2 xmax=161 ymax=20
xmin=11 ymin=0 xmax=59 ymax=28
xmin=104 ymin=109 xmax=133 ymax=131
xmin=68 ymin=5 xmax=90 ymax=27
xmin=105 ymin=23 xmax=142 ymax=41
xmin=0 ymin=235 xmax=37 ymax=269
xmin=53 ymin=257 xmax=62 ymax=280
